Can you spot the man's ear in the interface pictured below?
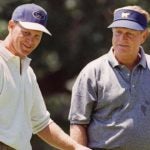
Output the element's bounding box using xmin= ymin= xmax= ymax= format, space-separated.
xmin=141 ymin=29 xmax=149 ymax=44
xmin=8 ymin=20 xmax=16 ymax=32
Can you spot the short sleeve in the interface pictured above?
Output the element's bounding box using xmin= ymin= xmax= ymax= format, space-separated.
xmin=68 ymin=63 xmax=97 ymax=124
xmin=29 ymin=70 xmax=53 ymax=134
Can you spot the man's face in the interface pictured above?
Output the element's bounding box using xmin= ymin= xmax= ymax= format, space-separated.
xmin=112 ymin=27 xmax=147 ymax=59
xmin=8 ymin=20 xmax=43 ymax=58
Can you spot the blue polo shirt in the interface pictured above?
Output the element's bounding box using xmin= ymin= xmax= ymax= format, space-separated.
xmin=69 ymin=47 xmax=150 ymax=150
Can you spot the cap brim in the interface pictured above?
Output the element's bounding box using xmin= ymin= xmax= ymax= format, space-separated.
xmin=108 ymin=20 xmax=144 ymax=31
xmin=19 ymin=21 xmax=52 ymax=36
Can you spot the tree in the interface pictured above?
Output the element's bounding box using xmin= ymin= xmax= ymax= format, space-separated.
xmin=0 ymin=0 xmax=150 ymax=149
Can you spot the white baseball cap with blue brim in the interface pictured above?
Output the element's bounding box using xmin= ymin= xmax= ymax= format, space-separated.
xmin=108 ymin=9 xmax=147 ymax=31
xmin=11 ymin=3 xmax=52 ymax=36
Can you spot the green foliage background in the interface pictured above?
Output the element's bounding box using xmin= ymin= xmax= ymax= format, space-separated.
xmin=0 ymin=0 xmax=150 ymax=149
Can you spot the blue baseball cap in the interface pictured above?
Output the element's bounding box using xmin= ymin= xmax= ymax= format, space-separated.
xmin=108 ymin=9 xmax=147 ymax=30
xmin=12 ymin=3 xmax=52 ymax=35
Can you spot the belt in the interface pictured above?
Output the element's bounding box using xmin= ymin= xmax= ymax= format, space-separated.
xmin=92 ymin=148 xmax=112 ymax=150
xmin=93 ymin=149 xmax=109 ymax=150
xmin=0 ymin=142 xmax=15 ymax=150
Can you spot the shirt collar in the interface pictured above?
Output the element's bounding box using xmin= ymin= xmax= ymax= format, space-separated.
xmin=108 ymin=46 xmax=147 ymax=69
xmin=107 ymin=47 xmax=119 ymax=68
xmin=0 ymin=44 xmax=14 ymax=61
xmin=0 ymin=44 xmax=31 ymax=64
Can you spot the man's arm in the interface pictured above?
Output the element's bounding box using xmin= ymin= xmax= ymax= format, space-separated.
xmin=37 ymin=122 xmax=91 ymax=150
xmin=70 ymin=124 xmax=88 ymax=146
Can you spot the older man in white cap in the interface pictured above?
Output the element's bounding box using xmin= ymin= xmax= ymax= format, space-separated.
xmin=0 ymin=3 xmax=92 ymax=150
xmin=69 ymin=5 xmax=150 ymax=150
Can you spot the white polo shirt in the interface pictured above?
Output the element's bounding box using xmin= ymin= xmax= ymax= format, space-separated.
xmin=0 ymin=45 xmax=52 ymax=150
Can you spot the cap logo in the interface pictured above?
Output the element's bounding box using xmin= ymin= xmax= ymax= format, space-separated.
xmin=121 ymin=12 xmax=130 ymax=19
xmin=32 ymin=10 xmax=46 ymax=20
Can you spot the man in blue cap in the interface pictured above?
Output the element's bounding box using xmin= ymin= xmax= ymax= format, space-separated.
xmin=69 ymin=5 xmax=150 ymax=150
xmin=0 ymin=3 xmax=92 ymax=150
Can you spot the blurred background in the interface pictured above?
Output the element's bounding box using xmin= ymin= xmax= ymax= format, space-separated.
xmin=0 ymin=0 xmax=150 ymax=149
